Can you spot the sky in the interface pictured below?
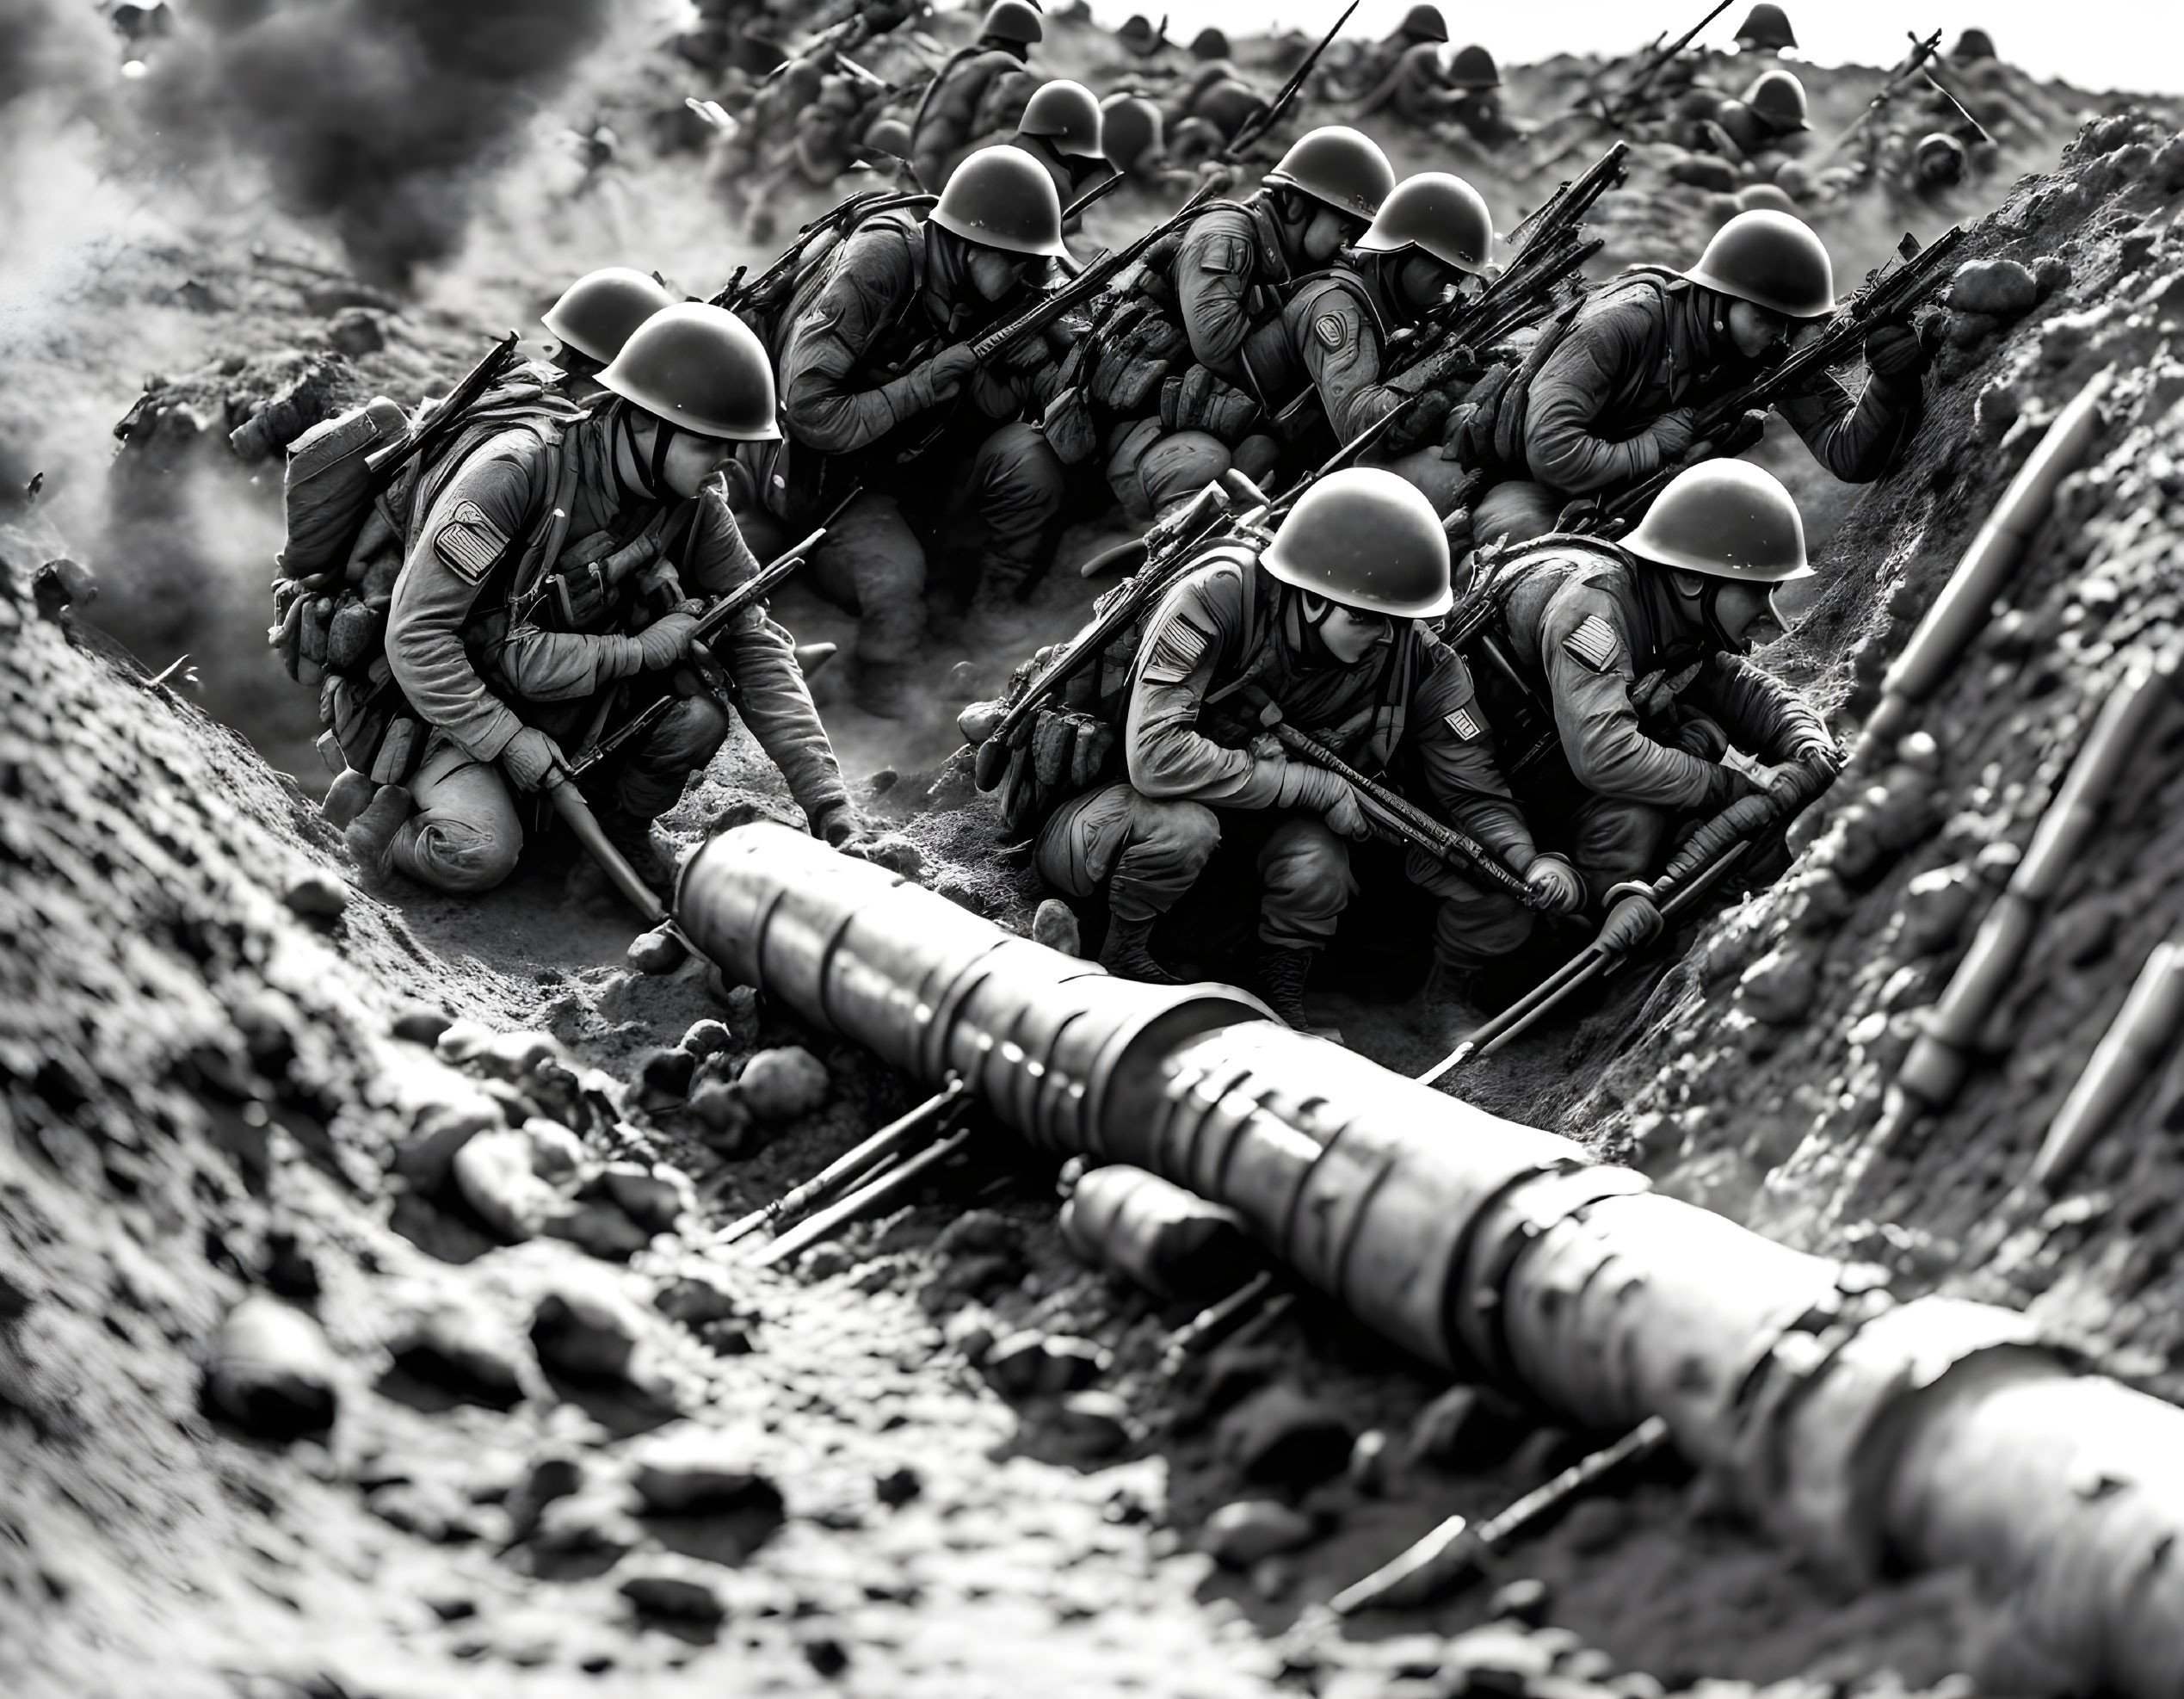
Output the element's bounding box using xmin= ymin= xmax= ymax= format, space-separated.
xmin=1083 ymin=1 xmax=2184 ymax=96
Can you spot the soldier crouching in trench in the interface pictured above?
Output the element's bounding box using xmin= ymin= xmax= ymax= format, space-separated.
xmin=347 ymin=304 xmax=867 ymax=896
xmin=1032 ymin=469 xmax=1584 ymax=1029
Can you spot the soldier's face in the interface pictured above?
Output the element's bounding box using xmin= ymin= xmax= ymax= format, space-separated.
xmin=661 ymin=430 xmax=737 ymax=499
xmin=1320 ymin=603 xmax=1393 ymax=663
xmin=966 ymin=245 xmax=1027 ymax=301
xmin=1302 ymin=207 xmax=1364 ymax=263
xmin=1713 ymin=580 xmax=1784 ymax=651
xmin=1396 ymin=253 xmax=1454 ymax=311
xmin=1726 ymin=300 xmax=1788 ymax=358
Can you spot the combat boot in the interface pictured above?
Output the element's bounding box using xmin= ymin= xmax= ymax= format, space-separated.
xmin=1099 ymin=913 xmax=1179 ymax=985
xmin=1409 ymin=959 xmax=1484 ymax=1041
xmin=343 ymin=784 xmax=413 ymax=880
xmin=1256 ymin=945 xmax=1317 ymax=1029
xmin=323 ymin=767 xmax=377 ymax=831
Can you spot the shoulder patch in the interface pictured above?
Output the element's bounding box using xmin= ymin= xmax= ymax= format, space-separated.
xmin=433 ymin=499 xmax=512 ymax=584
xmin=1142 ymin=614 xmax=1211 ymax=683
xmin=1313 ymin=312 xmax=1348 ymax=351
xmin=1443 ymin=706 xmax=1484 ymax=741
xmin=1562 ymin=613 xmax=1621 ymax=672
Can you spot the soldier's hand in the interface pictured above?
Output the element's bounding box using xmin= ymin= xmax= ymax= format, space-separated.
xmin=923 ymin=343 xmax=981 ymax=398
xmin=1651 ymin=406 xmax=1701 ymax=460
xmin=1523 ymin=852 xmax=1586 ymax=915
xmin=1324 ymin=787 xmax=1371 ymax=841
xmin=1757 ymin=759 xmax=1825 ymax=810
xmin=1595 ymin=884 xmax=1665 ymax=955
xmin=635 ymin=601 xmax=705 ymax=670
xmin=1699 ymin=761 xmax=1761 ymax=812
xmin=502 ymin=726 xmax=570 ymax=794
xmin=1864 ymin=322 xmax=1929 ymax=383
xmin=1792 ymin=732 xmax=1845 ymax=778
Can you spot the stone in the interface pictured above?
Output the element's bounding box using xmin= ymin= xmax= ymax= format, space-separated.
xmin=875 ymin=1465 xmax=922 ymax=1506
xmin=521 ymin=1117 xmax=584 ymax=1183
xmin=1901 ymin=864 xmax=1980 ymax=955
xmin=1943 ymin=309 xmax=1998 ymax=350
xmin=203 ymin=1296 xmax=339 ymax=1438
xmin=282 ymin=868 xmax=349 ymax=919
xmin=506 ymin=1455 xmax=584 ymax=1540
xmin=1031 ymin=898 xmax=1082 ymax=955
xmin=1736 ymin=947 xmax=1817 ymax=1026
xmin=1489 ymin=1576 xmax=1552 ymax=1626
xmin=620 ymin=1569 xmax=725 ymax=1624
xmin=804 ymin=1637 xmax=849 ymax=1677
xmin=453 ymin=1127 xmax=566 ymax=1241
xmin=1443 ymin=1623 xmax=1556 ymax=1684
xmin=530 ymin=1488 xmax=641 ymax=1560
xmin=1348 ymin=1428 xmax=1391 ymax=1496
xmin=627 ymin=925 xmax=687 ymax=974
xmin=1055 ymin=1389 xmax=1132 ymax=1457
xmin=1249 ymin=1554 xmax=1294 ymax=1601
xmin=1403 ymin=1384 xmax=1528 ymax=1471
xmin=1559 ymin=1496 xmax=1631 ymax=1554
xmin=2032 ymin=254 xmax=2073 ymax=300
xmin=1200 ymin=1499 xmax=1314 ymax=1568
xmin=932 ymin=1208 xmax=1019 ymax=1257
xmin=628 ymin=1424 xmax=778 ymax=1516
xmin=1948 ymin=258 xmax=2039 ymax=319
xmin=1216 ymin=1384 xmax=1354 ymax=1487
xmin=656 ymin=1271 xmax=744 ymax=1326
xmin=544 ymin=1201 xmax=653 ymax=1263
xmin=737 ymin=1047 xmax=830 ymax=1123
xmin=325 ymin=306 xmax=385 ymax=356
xmin=391 ymin=1303 xmax=527 ymax=1408
xmin=367 ymin=1477 xmax=477 ymax=1542
xmin=465 ymin=1029 xmax=565 ymax=1084
xmin=634 ymin=1046 xmax=696 ymax=1104
xmin=680 ymin=1018 xmax=731 ymax=1060
xmin=689 ymin=1082 xmax=755 ymax=1150
xmin=582 ymin=1162 xmax=687 ymax=1234
xmin=529 ymin=1275 xmax=644 ymax=1381
xmin=391 ymin=1005 xmax=453 ymax=1047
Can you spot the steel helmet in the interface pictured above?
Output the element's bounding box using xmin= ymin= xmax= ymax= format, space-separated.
xmin=1261 ymin=467 xmax=1453 ymax=617
xmin=1915 ymin=131 xmax=1968 ymax=182
xmin=1950 ymin=28 xmax=1996 ymax=62
xmin=1262 ymin=126 xmax=1396 ymax=221
xmin=1357 ymin=172 xmax=1494 ymax=275
xmin=1017 ymin=79 xmax=1104 ymax=158
xmin=862 ymin=114 xmax=915 ymax=159
xmin=1100 ymin=93 xmax=1163 ymax=172
xmin=1683 ymin=208 xmax=1834 ymax=318
xmin=1400 ymin=3 xmax=1449 ymax=43
xmin=1732 ymin=182 xmax=1801 ymax=216
xmin=980 ymin=0 xmax=1043 ymax=45
xmin=597 ymin=302 xmax=780 ymax=440
xmin=930 ymin=145 xmax=1068 ymax=256
xmin=1734 ymin=3 xmax=1796 ymax=51
xmin=1743 ymin=68 xmax=1810 ymax=131
xmin=1117 ymin=12 xmax=1163 ymax=53
xmin=541 ymin=267 xmax=674 ymax=366
xmin=1624 ymin=460 xmax=1811 ymax=582
xmin=1447 ymin=45 xmax=1501 ymax=90
xmin=1189 ymin=26 xmax=1231 ymax=59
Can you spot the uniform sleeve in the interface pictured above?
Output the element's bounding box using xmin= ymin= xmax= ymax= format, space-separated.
xmin=686 ymin=485 xmax=851 ymax=823
xmin=1689 ymin=651 xmax=1829 ymax=762
xmin=386 ymin=441 xmax=546 ymax=763
xmin=1296 ymin=286 xmax=1404 ymax=442
xmin=1123 ymin=564 xmax=1292 ymax=806
xmin=1774 ymin=357 xmax=1925 ymax=483
xmin=779 ymin=227 xmax=946 ymax=455
xmin=1410 ymin=642 xmax=1538 ymax=869
xmin=1536 ymin=587 xmax=1718 ymax=808
xmin=1522 ymin=297 xmax=1678 ymax=494
xmin=1175 ymin=210 xmax=1259 ymax=380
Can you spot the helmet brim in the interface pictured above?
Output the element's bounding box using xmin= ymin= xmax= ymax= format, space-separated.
xmin=1354 ymin=231 xmax=1489 ymax=275
xmin=1682 ymin=263 xmax=1835 ymax=318
xmin=1623 ymin=533 xmax=1813 ymax=581
xmin=599 ymin=374 xmax=782 ymax=441
xmin=929 ymin=206 xmax=1070 ymax=258
xmin=1258 ymin=542 xmax=1456 ymax=617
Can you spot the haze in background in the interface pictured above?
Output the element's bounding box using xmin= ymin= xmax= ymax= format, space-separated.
xmin=1087 ymin=0 xmax=2184 ymax=97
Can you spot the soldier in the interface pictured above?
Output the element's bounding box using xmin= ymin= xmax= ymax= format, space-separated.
xmin=1188 ymin=27 xmax=1231 ymax=61
xmin=910 ymin=0 xmax=1044 ymax=191
xmin=1441 ymin=46 xmax=1525 ymax=149
xmin=1471 ymin=459 xmax=1839 ymax=907
xmin=1694 ymin=67 xmax=1810 ymax=169
xmin=1099 ymin=91 xmax=1171 ymax=185
xmin=1469 ymin=210 xmax=1931 ymax=547
xmin=1352 ymin=33 xmax=1454 ymax=128
xmin=353 ymin=305 xmax=860 ymax=896
xmin=540 ymin=267 xmax=675 ymax=397
xmin=1012 ymin=79 xmax=1110 ymax=214
xmin=1732 ymin=3 xmax=1796 ymax=55
xmin=1033 ymin=468 xmax=1582 ymax=1027
xmin=1948 ymin=28 xmax=1995 ymax=65
xmin=1102 ymin=126 xmax=1394 ymax=519
xmin=769 ymin=145 xmax=1069 ymax=714
xmin=1350 ymin=2 xmax=1448 ymax=94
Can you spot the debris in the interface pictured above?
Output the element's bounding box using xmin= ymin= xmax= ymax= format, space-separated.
xmin=620 ymin=1568 xmax=726 ymax=1625
xmin=628 ymin=1425 xmax=779 ymax=1516
xmin=453 ymin=1127 xmax=567 ymax=1241
xmin=737 ymin=1046 xmax=830 ymax=1122
xmin=282 ymin=868 xmax=349 ymax=919
xmin=681 ymin=1018 xmax=731 ymax=1060
xmin=203 ymin=1296 xmax=339 ymax=1439
xmin=1216 ymin=1384 xmax=1354 ymax=1487
xmin=1055 ymin=1389 xmax=1133 ymax=1457
xmin=984 ymin=1330 xmax=1111 ymax=1399
xmin=389 ymin=1303 xmax=528 ymax=1408
xmin=875 ymin=1465 xmax=922 ymax=1506
xmin=754 ymin=1127 xmax=972 ymax=1268
xmin=589 ymin=1162 xmax=688 ymax=1233
xmin=634 ymin=1045 xmax=696 ymax=1105
xmin=528 ymin=1274 xmax=645 ymax=1381
xmin=1736 ymin=946 xmax=1818 ymax=1025
xmin=1948 ymin=256 xmax=2040 ymax=318
xmin=1200 ymin=1499 xmax=1315 ymax=1568
xmin=1489 ymin=1576 xmax=1553 ymax=1626
xmin=1403 ymin=1384 xmax=1529 ymax=1472
xmin=1061 ymin=1164 xmax=1258 ymax=1302
xmin=390 ymin=1005 xmax=453 ymax=1047
xmin=719 ymin=1080 xmax=968 ymax=1245
xmin=628 ymin=924 xmax=688 ymax=974
xmin=1032 ymin=897 xmax=1082 ymax=955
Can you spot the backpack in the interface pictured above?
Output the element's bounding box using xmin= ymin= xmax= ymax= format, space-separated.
xmin=267 ymin=370 xmax=588 ymax=787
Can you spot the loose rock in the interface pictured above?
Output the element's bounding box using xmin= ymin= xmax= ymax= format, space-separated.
xmin=1055 ymin=1389 xmax=1132 ymax=1458
xmin=282 ymin=868 xmax=349 ymax=920
xmin=391 ymin=1004 xmax=453 ymax=1047
xmin=1216 ymin=1384 xmax=1354 ymax=1487
xmin=1490 ymin=1575 xmax=1552 ymax=1626
xmin=453 ymin=1127 xmax=567 ymax=1241
xmin=1032 ymin=897 xmax=1082 ymax=955
xmin=737 ymin=1047 xmax=830 ymax=1123
xmin=529 ymin=1274 xmax=645 ymax=1381
xmin=628 ymin=1424 xmax=778 ymax=1516
xmin=1736 ymin=947 xmax=1817 ymax=1026
xmin=1403 ymin=1384 xmax=1528 ymax=1471
xmin=680 ymin=1018 xmax=731 ymax=1059
xmin=390 ymin=1302 xmax=528 ymax=1408
xmin=1949 ymin=257 xmax=2040 ymax=319
xmin=628 ymin=925 xmax=688 ymax=974
xmin=1200 ymin=1499 xmax=1314 ymax=1567
xmin=203 ymin=1296 xmax=339 ymax=1438
xmin=634 ymin=1046 xmax=696 ymax=1106
xmin=620 ymin=1569 xmax=725 ymax=1624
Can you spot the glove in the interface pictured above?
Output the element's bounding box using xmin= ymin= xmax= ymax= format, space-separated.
xmin=1698 ymin=762 xmax=1761 ymax=812
xmin=1523 ymin=852 xmax=1585 ymax=915
xmin=1756 ymin=760 xmax=1825 ymax=811
xmin=634 ymin=601 xmax=704 ymax=670
xmin=1650 ymin=406 xmax=1700 ymax=460
xmin=1864 ymin=323 xmax=1930 ymax=385
xmin=814 ymin=800 xmax=867 ymax=849
xmin=1670 ymin=713 xmax=1730 ymax=762
xmin=1323 ymin=787 xmax=1370 ymax=841
xmin=1790 ymin=732 xmax=1845 ymax=777
xmin=1595 ymin=885 xmax=1665 ymax=955
xmin=921 ymin=343 xmax=980 ymax=400
xmin=501 ymin=726 xmax=569 ymax=794
xmin=1273 ymin=758 xmax=1348 ymax=816
xmin=1385 ymin=388 xmax=1454 ymax=454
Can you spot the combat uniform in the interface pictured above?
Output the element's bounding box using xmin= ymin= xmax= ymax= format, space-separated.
xmin=911 ymin=44 xmax=1039 ymax=190
xmin=384 ymin=415 xmax=847 ymax=892
xmin=1473 ymin=271 xmax=1923 ymax=544
xmin=1484 ymin=538 xmax=1826 ymax=898
xmin=771 ymin=209 xmax=1064 ymax=676
xmin=1354 ymin=41 xmax=1457 ymax=126
xmin=1036 ymin=550 xmax=1542 ymax=968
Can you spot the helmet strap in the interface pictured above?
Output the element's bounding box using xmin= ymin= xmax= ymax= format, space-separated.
xmin=615 ymin=401 xmax=676 ymax=501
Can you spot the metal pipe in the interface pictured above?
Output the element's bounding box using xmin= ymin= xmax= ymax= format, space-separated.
xmin=677 ymin=824 xmax=2184 ymax=1698
xmin=2030 ymin=941 xmax=2184 ymax=1192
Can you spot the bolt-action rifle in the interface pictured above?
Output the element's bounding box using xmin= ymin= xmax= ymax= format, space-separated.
xmin=1820 ymin=29 xmax=1946 ymax=161
xmin=1590 ymin=224 xmax=1967 ymax=533
xmin=709 ymin=188 xmax=937 ymax=321
xmin=363 ymin=330 xmax=524 ymax=479
xmin=1595 ymin=0 xmax=1733 ymax=126
xmin=1219 ymin=0 xmax=1359 ymax=161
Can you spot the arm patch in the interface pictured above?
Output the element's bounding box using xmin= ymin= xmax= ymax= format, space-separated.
xmin=1444 ymin=706 xmax=1484 ymax=741
xmin=1313 ymin=313 xmax=1348 ymax=350
xmin=1561 ymin=614 xmax=1621 ymax=672
xmin=433 ymin=500 xmax=512 ymax=584
xmin=1141 ymin=615 xmax=1211 ymax=683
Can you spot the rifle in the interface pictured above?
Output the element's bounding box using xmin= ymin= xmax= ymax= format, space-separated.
xmin=1384 ymin=141 xmax=1628 ymax=394
xmin=1593 ymin=224 xmax=1966 ymax=532
xmin=709 ymin=188 xmax=934 ymax=317
xmin=1219 ymin=0 xmax=1359 ymax=161
xmin=1063 ymin=169 xmax=1127 ymax=224
xmin=1820 ymin=29 xmax=1946 ymax=161
xmin=364 ymin=331 xmax=522 ymax=479
xmin=1239 ymin=687 xmax=1550 ymax=909
xmin=1597 ymin=0 xmax=1732 ymax=126
xmin=566 ymin=506 xmax=848 ymax=780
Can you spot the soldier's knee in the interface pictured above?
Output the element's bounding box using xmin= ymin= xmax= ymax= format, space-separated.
xmin=983 ymin=423 xmax=1066 ymax=507
xmin=1135 ymin=429 xmax=1231 ymax=515
xmin=1435 ymin=893 xmax=1533 ymax=963
xmin=403 ymin=818 xmax=521 ymax=894
xmin=1141 ymin=795 xmax=1221 ymax=863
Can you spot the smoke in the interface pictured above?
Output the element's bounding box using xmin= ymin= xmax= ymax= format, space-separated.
xmin=149 ymin=0 xmax=624 ymax=287
xmin=0 ymin=0 xmax=108 ymax=110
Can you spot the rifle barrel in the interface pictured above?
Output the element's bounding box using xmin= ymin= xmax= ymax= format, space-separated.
xmin=1223 ymin=0 xmax=1358 ymax=159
